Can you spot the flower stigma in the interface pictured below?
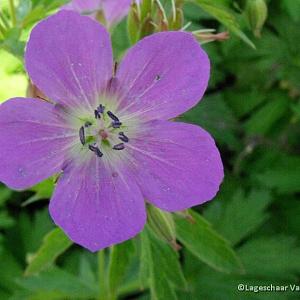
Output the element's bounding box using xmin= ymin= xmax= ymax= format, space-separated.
xmin=76 ymin=101 xmax=131 ymax=160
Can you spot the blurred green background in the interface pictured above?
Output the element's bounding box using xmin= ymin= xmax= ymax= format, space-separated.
xmin=0 ymin=0 xmax=300 ymax=299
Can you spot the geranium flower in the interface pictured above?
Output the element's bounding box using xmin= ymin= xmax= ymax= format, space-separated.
xmin=0 ymin=11 xmax=223 ymax=251
xmin=62 ymin=0 xmax=133 ymax=28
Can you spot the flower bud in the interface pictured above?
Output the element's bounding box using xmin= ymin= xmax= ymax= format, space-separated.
xmin=155 ymin=0 xmax=169 ymax=31
xmin=245 ymin=0 xmax=268 ymax=37
xmin=169 ymin=8 xmax=184 ymax=30
xmin=147 ymin=205 xmax=180 ymax=250
xmin=95 ymin=10 xmax=107 ymax=27
xmin=140 ymin=15 xmax=156 ymax=39
xmin=140 ymin=0 xmax=153 ymax=21
xmin=193 ymin=31 xmax=230 ymax=44
xmin=26 ymin=81 xmax=49 ymax=102
xmin=127 ymin=2 xmax=141 ymax=44
xmin=175 ymin=210 xmax=196 ymax=224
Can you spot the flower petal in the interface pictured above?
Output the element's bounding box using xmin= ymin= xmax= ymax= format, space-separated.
xmin=127 ymin=120 xmax=223 ymax=211
xmin=63 ymin=0 xmax=100 ymax=13
xmin=0 ymin=98 xmax=77 ymax=190
xmin=102 ymin=0 xmax=132 ymax=28
xmin=62 ymin=0 xmax=132 ymax=28
xmin=49 ymin=157 xmax=146 ymax=251
xmin=25 ymin=10 xmax=113 ymax=111
xmin=115 ymin=31 xmax=210 ymax=120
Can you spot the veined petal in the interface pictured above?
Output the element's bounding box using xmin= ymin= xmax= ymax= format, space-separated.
xmin=25 ymin=11 xmax=113 ymax=112
xmin=115 ymin=31 xmax=210 ymax=121
xmin=49 ymin=157 xmax=146 ymax=251
xmin=0 ymin=98 xmax=77 ymax=190
xmin=126 ymin=120 xmax=223 ymax=211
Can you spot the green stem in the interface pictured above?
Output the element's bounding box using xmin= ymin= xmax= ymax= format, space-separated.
xmin=107 ymin=247 xmax=117 ymax=300
xmin=8 ymin=0 xmax=17 ymax=26
xmin=0 ymin=23 xmax=6 ymax=37
xmin=97 ymin=250 xmax=107 ymax=300
xmin=0 ymin=12 xmax=10 ymax=30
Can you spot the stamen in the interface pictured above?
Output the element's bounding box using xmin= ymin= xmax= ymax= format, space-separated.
xmin=94 ymin=110 xmax=101 ymax=119
xmin=113 ymin=143 xmax=125 ymax=151
xmin=119 ymin=132 xmax=129 ymax=143
xmin=85 ymin=121 xmax=92 ymax=127
xmin=79 ymin=126 xmax=85 ymax=145
xmin=97 ymin=104 xmax=105 ymax=114
xmin=107 ymin=111 xmax=119 ymax=122
xmin=88 ymin=144 xmax=103 ymax=157
xmin=112 ymin=121 xmax=122 ymax=128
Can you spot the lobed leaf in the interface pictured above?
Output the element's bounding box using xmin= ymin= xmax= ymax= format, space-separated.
xmin=25 ymin=228 xmax=72 ymax=276
xmin=140 ymin=227 xmax=187 ymax=300
xmin=204 ymin=189 xmax=272 ymax=245
xmin=174 ymin=210 xmax=244 ymax=274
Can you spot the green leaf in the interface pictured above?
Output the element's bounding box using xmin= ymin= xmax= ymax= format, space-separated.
xmin=204 ymin=189 xmax=272 ymax=245
xmin=108 ymin=240 xmax=135 ymax=297
xmin=181 ymin=94 xmax=241 ymax=150
xmin=281 ymin=0 xmax=300 ymax=22
xmin=0 ymin=186 xmax=12 ymax=207
xmin=21 ymin=5 xmax=45 ymax=28
xmin=238 ymin=236 xmax=300 ymax=280
xmin=23 ymin=178 xmax=55 ymax=206
xmin=174 ymin=210 xmax=244 ymax=274
xmin=183 ymin=255 xmax=296 ymax=300
xmin=16 ymin=0 xmax=32 ymax=23
xmin=224 ymin=89 xmax=267 ymax=118
xmin=244 ymin=92 xmax=289 ymax=135
xmin=0 ymin=249 xmax=23 ymax=292
xmin=0 ymin=28 xmax=24 ymax=59
xmin=25 ymin=228 xmax=72 ymax=276
xmin=192 ymin=0 xmax=255 ymax=48
xmin=5 ymin=208 xmax=54 ymax=260
xmin=17 ymin=267 xmax=97 ymax=299
xmin=253 ymin=152 xmax=300 ymax=194
xmin=78 ymin=255 xmax=97 ymax=288
xmin=112 ymin=19 xmax=130 ymax=59
xmin=0 ymin=210 xmax=15 ymax=228
xmin=140 ymin=227 xmax=187 ymax=300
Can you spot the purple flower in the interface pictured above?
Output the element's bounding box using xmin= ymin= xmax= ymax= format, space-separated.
xmin=62 ymin=0 xmax=133 ymax=28
xmin=0 ymin=11 xmax=223 ymax=251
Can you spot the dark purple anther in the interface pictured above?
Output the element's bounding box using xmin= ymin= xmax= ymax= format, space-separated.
xmin=112 ymin=121 xmax=122 ymax=128
xmin=107 ymin=111 xmax=119 ymax=122
xmin=119 ymin=132 xmax=129 ymax=143
xmin=88 ymin=144 xmax=103 ymax=157
xmin=113 ymin=143 xmax=125 ymax=151
xmin=97 ymin=104 xmax=105 ymax=114
xmin=94 ymin=110 xmax=101 ymax=119
xmin=79 ymin=126 xmax=85 ymax=145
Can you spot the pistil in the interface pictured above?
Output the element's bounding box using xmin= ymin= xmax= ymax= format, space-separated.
xmin=78 ymin=104 xmax=129 ymax=157
xmin=99 ymin=129 xmax=109 ymax=140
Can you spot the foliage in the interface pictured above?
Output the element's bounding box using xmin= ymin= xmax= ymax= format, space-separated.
xmin=0 ymin=0 xmax=299 ymax=299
